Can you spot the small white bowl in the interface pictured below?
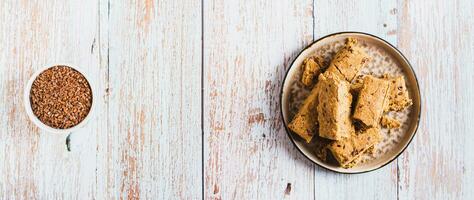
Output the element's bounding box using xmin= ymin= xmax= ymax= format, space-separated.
xmin=24 ymin=64 xmax=96 ymax=135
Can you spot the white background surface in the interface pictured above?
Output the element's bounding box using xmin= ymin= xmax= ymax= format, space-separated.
xmin=0 ymin=0 xmax=473 ymax=199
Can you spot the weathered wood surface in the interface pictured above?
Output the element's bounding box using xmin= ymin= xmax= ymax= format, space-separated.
xmin=203 ymin=0 xmax=314 ymax=199
xmin=0 ymin=0 xmax=202 ymax=199
xmin=0 ymin=1 xmax=102 ymax=199
xmin=98 ymin=0 xmax=202 ymax=199
xmin=397 ymin=0 xmax=474 ymax=199
xmin=0 ymin=0 xmax=473 ymax=199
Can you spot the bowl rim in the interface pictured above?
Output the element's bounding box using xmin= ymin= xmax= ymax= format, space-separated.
xmin=279 ymin=31 xmax=421 ymax=174
xmin=24 ymin=63 xmax=96 ymax=134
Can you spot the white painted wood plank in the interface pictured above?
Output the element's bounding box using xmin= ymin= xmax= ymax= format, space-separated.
xmin=203 ymin=0 xmax=314 ymax=199
xmin=397 ymin=0 xmax=474 ymax=199
xmin=313 ymin=1 xmax=398 ymax=199
xmin=314 ymin=0 xmax=399 ymax=44
xmin=0 ymin=1 xmax=102 ymax=199
xmin=98 ymin=0 xmax=202 ymax=199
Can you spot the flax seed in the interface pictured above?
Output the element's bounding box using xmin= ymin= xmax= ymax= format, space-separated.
xmin=30 ymin=66 xmax=92 ymax=129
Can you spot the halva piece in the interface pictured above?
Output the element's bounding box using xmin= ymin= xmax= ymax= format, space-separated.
xmin=317 ymin=73 xmax=354 ymax=140
xmin=328 ymin=127 xmax=381 ymax=167
xmin=301 ymin=56 xmax=324 ymax=87
xmin=353 ymin=75 xmax=390 ymax=127
xmin=288 ymin=84 xmax=321 ymax=143
xmin=380 ymin=115 xmax=401 ymax=129
xmin=385 ymin=76 xmax=412 ymax=111
xmin=327 ymin=38 xmax=370 ymax=82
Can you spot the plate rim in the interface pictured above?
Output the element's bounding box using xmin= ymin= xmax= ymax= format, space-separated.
xmin=279 ymin=31 xmax=421 ymax=174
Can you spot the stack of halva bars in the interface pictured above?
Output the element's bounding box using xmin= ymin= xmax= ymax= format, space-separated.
xmin=288 ymin=38 xmax=412 ymax=168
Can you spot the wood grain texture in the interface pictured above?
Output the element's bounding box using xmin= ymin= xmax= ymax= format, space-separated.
xmin=0 ymin=0 xmax=103 ymax=199
xmin=203 ymin=0 xmax=314 ymax=199
xmin=1 ymin=0 xmax=474 ymax=199
xmin=397 ymin=0 xmax=474 ymax=199
xmin=99 ymin=0 xmax=202 ymax=199
xmin=0 ymin=0 xmax=202 ymax=199
xmin=313 ymin=1 xmax=398 ymax=199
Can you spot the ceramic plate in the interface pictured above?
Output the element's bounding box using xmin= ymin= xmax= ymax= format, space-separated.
xmin=280 ymin=32 xmax=421 ymax=173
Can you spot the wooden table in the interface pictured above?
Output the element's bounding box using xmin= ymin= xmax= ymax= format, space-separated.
xmin=1 ymin=0 xmax=473 ymax=199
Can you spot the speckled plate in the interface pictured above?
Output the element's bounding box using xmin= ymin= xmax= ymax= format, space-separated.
xmin=280 ymin=32 xmax=421 ymax=173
